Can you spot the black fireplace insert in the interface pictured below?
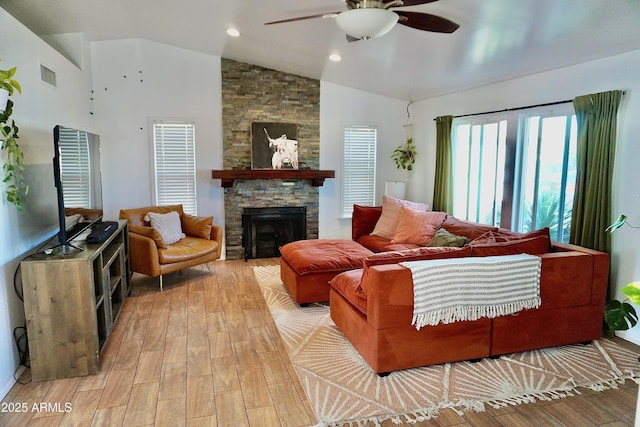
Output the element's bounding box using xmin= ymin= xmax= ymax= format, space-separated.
xmin=242 ymin=206 xmax=307 ymax=260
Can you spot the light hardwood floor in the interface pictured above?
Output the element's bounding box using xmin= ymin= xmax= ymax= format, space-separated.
xmin=1 ymin=258 xmax=638 ymax=426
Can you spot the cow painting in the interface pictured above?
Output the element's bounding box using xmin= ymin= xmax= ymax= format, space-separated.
xmin=250 ymin=122 xmax=299 ymax=169
xmin=264 ymin=128 xmax=299 ymax=169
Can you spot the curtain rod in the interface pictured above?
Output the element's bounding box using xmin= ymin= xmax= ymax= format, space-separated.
xmin=433 ymin=90 xmax=626 ymax=121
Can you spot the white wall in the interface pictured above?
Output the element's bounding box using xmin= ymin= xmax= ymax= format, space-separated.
xmin=319 ymin=81 xmax=410 ymax=239
xmin=410 ymin=49 xmax=640 ymax=343
xmin=90 ymin=39 xmax=224 ymax=228
xmin=0 ymin=10 xmax=95 ymax=398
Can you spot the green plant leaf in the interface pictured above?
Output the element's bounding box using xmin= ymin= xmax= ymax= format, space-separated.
xmin=605 ymin=299 xmax=639 ymax=331
xmin=621 ymin=282 xmax=640 ymax=306
xmin=11 ymin=79 xmax=22 ymax=95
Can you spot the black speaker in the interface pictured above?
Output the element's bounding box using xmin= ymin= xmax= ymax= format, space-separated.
xmin=87 ymin=221 xmax=119 ymax=243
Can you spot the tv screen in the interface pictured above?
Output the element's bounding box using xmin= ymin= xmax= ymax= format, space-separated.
xmin=53 ymin=125 xmax=103 ymax=252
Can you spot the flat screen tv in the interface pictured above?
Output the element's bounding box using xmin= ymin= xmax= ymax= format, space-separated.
xmin=53 ymin=125 xmax=103 ymax=253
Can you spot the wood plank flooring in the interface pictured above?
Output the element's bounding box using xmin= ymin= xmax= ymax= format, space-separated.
xmin=1 ymin=258 xmax=638 ymax=426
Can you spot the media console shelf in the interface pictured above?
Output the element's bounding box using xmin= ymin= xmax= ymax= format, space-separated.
xmin=211 ymin=169 xmax=335 ymax=187
xmin=21 ymin=220 xmax=130 ymax=381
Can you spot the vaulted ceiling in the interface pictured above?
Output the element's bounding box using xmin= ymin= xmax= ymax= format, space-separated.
xmin=3 ymin=0 xmax=640 ymax=101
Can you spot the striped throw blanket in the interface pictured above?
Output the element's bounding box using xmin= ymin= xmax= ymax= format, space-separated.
xmin=401 ymin=254 xmax=542 ymax=330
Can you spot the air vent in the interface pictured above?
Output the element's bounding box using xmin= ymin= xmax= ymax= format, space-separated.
xmin=40 ymin=64 xmax=57 ymax=87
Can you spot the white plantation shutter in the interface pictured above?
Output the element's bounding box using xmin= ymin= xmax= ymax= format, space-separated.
xmin=342 ymin=125 xmax=377 ymax=217
xmin=59 ymin=127 xmax=91 ymax=208
xmin=153 ymin=122 xmax=197 ymax=215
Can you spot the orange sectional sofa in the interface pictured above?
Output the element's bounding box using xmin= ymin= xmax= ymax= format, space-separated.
xmin=329 ymin=205 xmax=610 ymax=374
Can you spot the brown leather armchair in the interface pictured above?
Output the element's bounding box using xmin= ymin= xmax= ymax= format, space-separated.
xmin=119 ymin=204 xmax=223 ymax=290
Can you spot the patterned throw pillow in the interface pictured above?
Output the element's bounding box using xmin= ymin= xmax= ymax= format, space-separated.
xmin=427 ymin=228 xmax=470 ymax=247
xmin=145 ymin=211 xmax=185 ymax=245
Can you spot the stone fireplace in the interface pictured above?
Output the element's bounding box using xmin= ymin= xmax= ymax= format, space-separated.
xmin=220 ymin=59 xmax=321 ymax=259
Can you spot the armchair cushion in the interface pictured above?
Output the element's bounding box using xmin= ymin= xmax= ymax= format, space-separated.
xmin=158 ymin=237 xmax=219 ymax=264
xmin=182 ymin=214 xmax=214 ymax=239
xmin=120 ymin=204 xmax=185 ymax=226
xmin=129 ymin=224 xmax=167 ymax=249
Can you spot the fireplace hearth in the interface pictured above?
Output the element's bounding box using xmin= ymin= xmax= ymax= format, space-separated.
xmin=242 ymin=206 xmax=307 ymax=260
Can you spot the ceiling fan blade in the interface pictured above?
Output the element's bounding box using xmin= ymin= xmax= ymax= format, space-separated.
xmin=396 ymin=11 xmax=460 ymax=33
xmin=346 ymin=34 xmax=360 ymax=43
xmin=383 ymin=0 xmax=439 ymax=7
xmin=265 ymin=12 xmax=340 ymax=25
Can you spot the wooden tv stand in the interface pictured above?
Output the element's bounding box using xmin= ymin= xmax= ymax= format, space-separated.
xmin=21 ymin=220 xmax=130 ymax=381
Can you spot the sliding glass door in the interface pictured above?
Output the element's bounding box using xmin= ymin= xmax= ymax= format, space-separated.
xmin=515 ymin=114 xmax=577 ymax=242
xmin=451 ymin=104 xmax=577 ymax=242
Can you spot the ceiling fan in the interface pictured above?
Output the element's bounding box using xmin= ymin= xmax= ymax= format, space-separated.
xmin=265 ymin=0 xmax=459 ymax=41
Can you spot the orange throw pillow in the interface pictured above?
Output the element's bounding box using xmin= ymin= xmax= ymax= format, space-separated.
xmin=371 ymin=195 xmax=430 ymax=239
xmin=182 ymin=214 xmax=214 ymax=239
xmin=390 ymin=207 xmax=447 ymax=246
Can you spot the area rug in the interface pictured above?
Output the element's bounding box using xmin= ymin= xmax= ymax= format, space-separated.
xmin=253 ymin=265 xmax=640 ymax=427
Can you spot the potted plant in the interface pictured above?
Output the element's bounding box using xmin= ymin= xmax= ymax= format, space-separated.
xmin=604 ymin=214 xmax=639 ymax=332
xmin=1 ymin=59 xmax=27 ymax=210
xmin=605 ymin=282 xmax=640 ymax=332
xmin=391 ymin=135 xmax=417 ymax=171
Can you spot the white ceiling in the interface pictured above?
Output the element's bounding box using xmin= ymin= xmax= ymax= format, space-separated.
xmin=3 ymin=0 xmax=640 ymax=101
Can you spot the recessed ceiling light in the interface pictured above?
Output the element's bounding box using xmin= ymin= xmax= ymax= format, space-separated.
xmin=227 ymin=28 xmax=240 ymax=37
xmin=329 ymin=53 xmax=342 ymax=62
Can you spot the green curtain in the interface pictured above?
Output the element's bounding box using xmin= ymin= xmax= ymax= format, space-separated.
xmin=432 ymin=115 xmax=454 ymax=213
xmin=569 ymin=90 xmax=623 ymax=253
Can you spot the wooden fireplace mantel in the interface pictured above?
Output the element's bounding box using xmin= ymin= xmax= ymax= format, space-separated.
xmin=211 ymin=169 xmax=335 ymax=188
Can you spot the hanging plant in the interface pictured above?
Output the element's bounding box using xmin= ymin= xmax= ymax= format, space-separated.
xmin=391 ymin=137 xmax=417 ymax=171
xmin=1 ymin=60 xmax=28 ymax=210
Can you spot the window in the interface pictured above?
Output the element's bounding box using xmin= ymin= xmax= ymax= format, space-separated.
xmin=58 ymin=127 xmax=91 ymax=208
xmin=152 ymin=121 xmax=197 ymax=215
xmin=452 ymin=105 xmax=577 ymax=242
xmin=341 ymin=125 xmax=377 ymax=218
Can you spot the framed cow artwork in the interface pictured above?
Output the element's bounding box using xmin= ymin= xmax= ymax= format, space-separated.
xmin=251 ymin=122 xmax=299 ymax=170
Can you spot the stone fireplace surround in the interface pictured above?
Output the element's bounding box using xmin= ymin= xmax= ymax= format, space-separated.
xmin=220 ymin=58 xmax=321 ymax=260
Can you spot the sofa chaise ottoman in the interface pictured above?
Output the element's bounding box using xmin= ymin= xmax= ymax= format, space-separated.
xmin=280 ymin=239 xmax=373 ymax=304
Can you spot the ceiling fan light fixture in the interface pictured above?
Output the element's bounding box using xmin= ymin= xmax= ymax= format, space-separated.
xmin=335 ymin=8 xmax=398 ymax=40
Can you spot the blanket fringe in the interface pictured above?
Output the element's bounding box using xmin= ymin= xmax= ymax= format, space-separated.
xmin=412 ymin=298 xmax=541 ymax=329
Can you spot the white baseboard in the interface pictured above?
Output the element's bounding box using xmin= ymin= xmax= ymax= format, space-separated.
xmin=0 ymin=366 xmax=25 ymax=400
xmin=615 ymin=329 xmax=640 ymax=346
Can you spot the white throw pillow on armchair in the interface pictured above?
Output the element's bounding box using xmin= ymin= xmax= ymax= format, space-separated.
xmin=145 ymin=211 xmax=185 ymax=245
